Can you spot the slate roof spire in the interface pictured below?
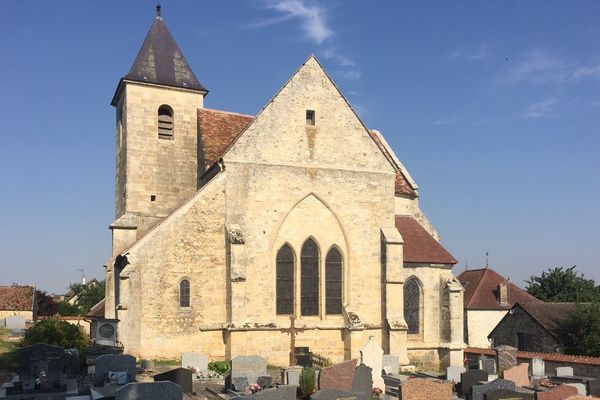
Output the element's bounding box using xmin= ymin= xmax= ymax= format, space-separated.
xmin=123 ymin=5 xmax=207 ymax=93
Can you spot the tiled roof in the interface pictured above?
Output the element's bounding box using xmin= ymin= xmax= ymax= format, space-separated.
xmin=465 ymin=347 xmax=600 ymax=366
xmin=0 ymin=286 xmax=35 ymax=311
xmin=518 ymin=302 xmax=577 ymax=338
xmin=395 ymin=216 xmax=457 ymax=264
xmin=368 ymin=130 xmax=417 ymax=197
xmin=457 ymin=267 xmax=542 ymax=310
xmin=86 ymin=298 xmax=105 ymax=318
xmin=198 ymin=108 xmax=254 ymax=168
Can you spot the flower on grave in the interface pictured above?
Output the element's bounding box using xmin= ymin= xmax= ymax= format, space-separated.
xmin=249 ymin=383 xmax=262 ymax=393
xmin=372 ymin=387 xmax=383 ymax=399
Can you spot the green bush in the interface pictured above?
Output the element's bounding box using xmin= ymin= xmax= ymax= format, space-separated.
xmin=22 ymin=319 xmax=88 ymax=354
xmin=208 ymin=360 xmax=230 ymax=375
xmin=299 ymin=367 xmax=317 ymax=398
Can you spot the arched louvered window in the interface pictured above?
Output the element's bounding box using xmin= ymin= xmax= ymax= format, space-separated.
xmin=325 ymin=247 xmax=343 ymax=315
xmin=404 ymin=278 xmax=421 ymax=334
xmin=276 ymin=244 xmax=295 ymax=315
xmin=301 ymin=238 xmax=319 ymax=316
xmin=158 ymin=105 xmax=174 ymax=140
xmin=179 ymin=279 xmax=190 ymax=307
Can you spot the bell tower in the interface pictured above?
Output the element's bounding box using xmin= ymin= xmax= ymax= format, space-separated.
xmin=109 ymin=5 xmax=208 ymax=255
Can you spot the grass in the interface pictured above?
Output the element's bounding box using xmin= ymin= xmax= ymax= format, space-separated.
xmin=0 ymin=328 xmax=19 ymax=372
xmin=152 ymin=358 xmax=180 ymax=366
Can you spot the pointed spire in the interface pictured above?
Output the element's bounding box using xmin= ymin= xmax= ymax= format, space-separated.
xmin=122 ymin=6 xmax=207 ymax=93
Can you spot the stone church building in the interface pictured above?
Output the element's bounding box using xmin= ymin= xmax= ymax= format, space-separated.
xmin=103 ymin=8 xmax=465 ymax=369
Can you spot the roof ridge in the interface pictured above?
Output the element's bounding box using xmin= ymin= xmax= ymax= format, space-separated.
xmin=202 ymin=108 xmax=255 ymax=118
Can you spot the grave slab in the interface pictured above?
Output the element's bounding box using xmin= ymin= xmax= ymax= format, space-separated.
xmin=94 ymin=354 xmax=136 ymax=386
xmin=399 ymin=378 xmax=452 ymax=400
xmin=319 ymin=359 xmax=357 ymax=391
xmin=484 ymin=388 xmax=534 ymax=400
xmin=154 ymin=367 xmax=193 ymax=393
xmin=231 ymin=356 xmax=267 ymax=386
xmin=565 ymin=383 xmax=586 ymax=395
xmin=534 ymin=384 xmax=577 ymax=400
xmin=310 ymin=389 xmax=365 ymax=400
xmin=460 ymin=369 xmax=489 ymax=397
xmin=115 ymin=381 xmax=183 ymax=400
xmin=471 ymin=379 xmax=516 ymax=400
xmin=244 ymin=385 xmax=297 ymax=400
xmin=504 ymin=363 xmax=530 ymax=387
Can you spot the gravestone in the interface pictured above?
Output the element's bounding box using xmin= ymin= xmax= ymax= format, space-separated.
xmin=565 ymin=383 xmax=586 ymax=395
xmin=94 ymin=354 xmax=136 ymax=386
xmin=399 ymin=378 xmax=452 ymax=400
xmin=19 ymin=344 xmax=68 ymax=388
xmin=319 ymin=359 xmax=357 ymax=391
xmin=311 ymin=389 xmax=364 ymax=400
xmin=295 ymin=347 xmax=312 ymax=368
xmin=554 ymin=367 xmax=573 ymax=377
xmin=232 ymin=376 xmax=249 ymax=391
xmin=534 ymin=384 xmax=577 ymax=400
xmin=154 ymin=367 xmax=193 ymax=393
xmin=495 ymin=346 xmax=518 ymax=371
xmin=352 ymin=363 xmax=373 ymax=398
xmin=587 ymin=378 xmax=600 ymax=397
xmin=245 ymin=385 xmax=297 ymax=400
xmin=480 ymin=358 xmax=497 ymax=375
xmin=447 ymin=366 xmax=466 ymax=383
xmin=257 ymin=375 xmax=273 ymax=389
xmin=360 ymin=337 xmax=384 ymax=389
xmin=484 ymin=389 xmax=534 ymax=400
xmin=381 ymin=355 xmax=399 ymax=375
xmin=460 ymin=369 xmax=489 ymax=397
xmin=231 ymin=355 xmax=267 ymax=386
xmin=282 ymin=367 xmax=302 ymax=386
xmin=472 ymin=379 xmax=516 ymax=400
xmin=181 ymin=352 xmax=208 ymax=373
xmin=504 ymin=363 xmax=529 ymax=387
xmin=531 ymin=358 xmax=545 ymax=378
xmin=115 ymin=381 xmax=183 ymax=400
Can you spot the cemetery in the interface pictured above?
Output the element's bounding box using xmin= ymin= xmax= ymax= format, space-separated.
xmin=2 ymin=335 xmax=600 ymax=400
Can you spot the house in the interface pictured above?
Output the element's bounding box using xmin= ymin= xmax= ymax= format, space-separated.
xmin=457 ymin=267 xmax=541 ymax=348
xmin=488 ymin=302 xmax=576 ymax=353
xmin=0 ymin=285 xmax=37 ymax=327
xmin=101 ymin=6 xmax=465 ymax=369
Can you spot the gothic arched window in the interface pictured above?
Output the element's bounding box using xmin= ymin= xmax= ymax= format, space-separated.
xmin=179 ymin=279 xmax=190 ymax=307
xmin=276 ymin=244 xmax=295 ymax=315
xmin=301 ymin=238 xmax=319 ymax=316
xmin=158 ymin=105 xmax=174 ymax=140
xmin=404 ymin=278 xmax=421 ymax=334
xmin=325 ymin=247 xmax=343 ymax=315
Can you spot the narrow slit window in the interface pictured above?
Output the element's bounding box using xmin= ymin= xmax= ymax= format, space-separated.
xmin=276 ymin=245 xmax=295 ymax=315
xmin=404 ymin=278 xmax=421 ymax=334
xmin=301 ymin=238 xmax=319 ymax=316
xmin=158 ymin=105 xmax=174 ymax=140
xmin=325 ymin=247 xmax=343 ymax=315
xmin=306 ymin=110 xmax=315 ymax=126
xmin=179 ymin=279 xmax=190 ymax=307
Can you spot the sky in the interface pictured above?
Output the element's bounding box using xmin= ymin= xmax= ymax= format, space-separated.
xmin=0 ymin=1 xmax=599 ymax=293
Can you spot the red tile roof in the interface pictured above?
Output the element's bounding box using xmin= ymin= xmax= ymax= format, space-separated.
xmin=457 ymin=268 xmax=542 ymax=310
xmin=465 ymin=347 xmax=600 ymax=366
xmin=0 ymin=286 xmax=35 ymax=311
xmin=395 ymin=216 xmax=457 ymax=264
xmin=86 ymin=298 xmax=105 ymax=318
xmin=198 ymin=108 xmax=254 ymax=168
xmin=368 ymin=130 xmax=417 ymax=197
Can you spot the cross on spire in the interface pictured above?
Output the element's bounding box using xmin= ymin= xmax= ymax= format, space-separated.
xmin=156 ymin=2 xmax=162 ymax=19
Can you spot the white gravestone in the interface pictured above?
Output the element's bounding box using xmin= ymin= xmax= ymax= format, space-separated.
xmin=360 ymin=336 xmax=384 ymax=389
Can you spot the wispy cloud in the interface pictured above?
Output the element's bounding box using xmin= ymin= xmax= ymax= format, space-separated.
xmin=499 ymin=49 xmax=600 ymax=86
xmin=432 ymin=116 xmax=459 ymax=126
xmin=525 ymin=97 xmax=558 ymax=118
xmin=448 ymin=44 xmax=491 ymax=62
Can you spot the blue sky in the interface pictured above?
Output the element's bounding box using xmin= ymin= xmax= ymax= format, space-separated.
xmin=1 ymin=1 xmax=599 ymax=293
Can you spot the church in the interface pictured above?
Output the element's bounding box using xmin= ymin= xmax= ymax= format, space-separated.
xmin=102 ymin=7 xmax=465 ymax=370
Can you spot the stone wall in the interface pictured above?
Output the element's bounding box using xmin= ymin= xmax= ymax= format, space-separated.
xmin=0 ymin=310 xmax=32 ymax=320
xmin=465 ymin=310 xmax=507 ymax=348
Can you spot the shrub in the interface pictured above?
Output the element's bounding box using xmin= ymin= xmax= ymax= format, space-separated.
xmin=22 ymin=319 xmax=88 ymax=354
xmin=299 ymin=367 xmax=317 ymax=399
xmin=208 ymin=360 xmax=230 ymax=375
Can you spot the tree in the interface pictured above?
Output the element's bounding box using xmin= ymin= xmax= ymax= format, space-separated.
xmin=562 ymin=302 xmax=600 ymax=356
xmin=57 ymin=280 xmax=105 ymax=317
xmin=525 ymin=266 xmax=600 ymax=302
xmin=22 ymin=319 xmax=88 ymax=354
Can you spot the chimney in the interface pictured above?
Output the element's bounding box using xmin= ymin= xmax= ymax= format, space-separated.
xmin=498 ymin=283 xmax=508 ymax=305
xmin=82 ymin=275 xmax=86 ymax=285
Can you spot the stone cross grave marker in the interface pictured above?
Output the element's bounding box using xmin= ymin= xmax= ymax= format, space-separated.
xmin=319 ymin=359 xmax=357 ymax=391
xmin=360 ymin=336 xmax=384 ymax=389
xmin=115 ymin=381 xmax=183 ymax=400
xmin=181 ymin=352 xmax=208 ymax=373
xmin=471 ymin=378 xmax=516 ymax=400
xmin=280 ymin=315 xmax=305 ymax=367
xmin=231 ymin=355 xmax=267 ymax=386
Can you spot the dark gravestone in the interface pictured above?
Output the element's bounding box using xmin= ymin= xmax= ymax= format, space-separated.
xmin=231 ymin=356 xmax=267 ymax=386
xmin=495 ymin=346 xmax=517 ymax=371
xmin=460 ymin=369 xmax=488 ymax=397
xmin=319 ymin=359 xmax=358 ymax=391
xmin=295 ymin=347 xmax=312 ymax=368
xmin=232 ymin=376 xmax=250 ymax=391
xmin=115 ymin=381 xmax=183 ymax=400
xmin=154 ymin=367 xmax=193 ymax=393
xmin=484 ymin=389 xmax=534 ymax=400
xmin=481 ymin=358 xmax=497 ymax=375
xmin=94 ymin=354 xmax=136 ymax=386
xmin=472 ymin=379 xmax=516 ymax=400
xmin=245 ymin=385 xmax=297 ymax=400
xmin=257 ymin=375 xmax=273 ymax=389
xmin=351 ymin=363 xmax=372 ymax=400
xmin=588 ymin=378 xmax=600 ymax=397
xmin=311 ymin=389 xmax=364 ymax=400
